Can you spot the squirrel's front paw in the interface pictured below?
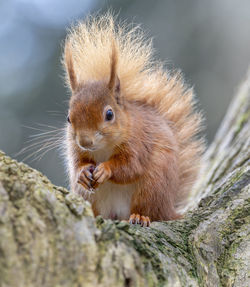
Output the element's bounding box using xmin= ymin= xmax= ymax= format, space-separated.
xmin=77 ymin=164 xmax=96 ymax=191
xmin=93 ymin=162 xmax=112 ymax=184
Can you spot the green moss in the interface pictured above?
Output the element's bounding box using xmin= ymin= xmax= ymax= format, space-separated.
xmin=236 ymin=110 xmax=250 ymax=132
xmin=216 ymin=203 xmax=250 ymax=285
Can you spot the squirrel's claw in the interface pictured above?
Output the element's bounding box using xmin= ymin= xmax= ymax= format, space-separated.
xmin=141 ymin=216 xmax=150 ymax=227
xmin=78 ymin=165 xmax=95 ymax=191
xmin=129 ymin=214 xmax=150 ymax=227
xmin=93 ymin=162 xmax=112 ymax=184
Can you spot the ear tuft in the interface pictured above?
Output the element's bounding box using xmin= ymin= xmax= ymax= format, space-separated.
xmin=64 ymin=40 xmax=78 ymax=92
xmin=109 ymin=41 xmax=122 ymax=104
xmin=115 ymin=76 xmax=122 ymax=104
xmin=115 ymin=76 xmax=120 ymax=92
xmin=108 ymin=41 xmax=118 ymax=91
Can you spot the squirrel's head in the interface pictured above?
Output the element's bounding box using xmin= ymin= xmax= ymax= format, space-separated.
xmin=64 ymin=41 xmax=126 ymax=152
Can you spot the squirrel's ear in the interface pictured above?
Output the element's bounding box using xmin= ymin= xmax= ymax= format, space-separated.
xmin=64 ymin=41 xmax=78 ymax=92
xmin=108 ymin=42 xmax=121 ymax=104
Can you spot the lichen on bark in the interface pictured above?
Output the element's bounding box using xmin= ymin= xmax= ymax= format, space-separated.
xmin=0 ymin=71 xmax=249 ymax=287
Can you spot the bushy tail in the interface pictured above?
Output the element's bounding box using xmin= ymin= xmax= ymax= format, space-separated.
xmin=63 ymin=12 xmax=205 ymax=210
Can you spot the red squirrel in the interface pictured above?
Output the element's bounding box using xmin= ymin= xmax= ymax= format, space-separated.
xmin=63 ymin=14 xmax=204 ymax=226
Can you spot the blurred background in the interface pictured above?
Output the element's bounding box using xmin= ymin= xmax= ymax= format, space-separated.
xmin=0 ymin=0 xmax=249 ymax=187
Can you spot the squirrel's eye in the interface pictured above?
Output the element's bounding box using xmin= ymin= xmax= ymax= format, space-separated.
xmin=105 ymin=109 xmax=114 ymax=121
xmin=67 ymin=115 xmax=71 ymax=124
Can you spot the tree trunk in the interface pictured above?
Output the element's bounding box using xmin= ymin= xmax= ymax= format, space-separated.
xmin=0 ymin=72 xmax=249 ymax=287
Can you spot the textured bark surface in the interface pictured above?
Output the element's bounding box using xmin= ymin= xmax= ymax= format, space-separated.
xmin=0 ymin=73 xmax=249 ymax=287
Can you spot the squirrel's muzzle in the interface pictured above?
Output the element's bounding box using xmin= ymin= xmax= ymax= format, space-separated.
xmin=77 ymin=135 xmax=94 ymax=150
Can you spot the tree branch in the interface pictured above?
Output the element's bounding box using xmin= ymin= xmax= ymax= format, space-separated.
xmin=0 ymin=72 xmax=249 ymax=287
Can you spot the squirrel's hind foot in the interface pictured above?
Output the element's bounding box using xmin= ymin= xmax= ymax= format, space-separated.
xmin=129 ymin=214 xmax=150 ymax=227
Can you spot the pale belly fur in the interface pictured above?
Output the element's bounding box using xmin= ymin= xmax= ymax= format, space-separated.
xmin=90 ymin=148 xmax=135 ymax=220
xmin=93 ymin=181 xmax=135 ymax=220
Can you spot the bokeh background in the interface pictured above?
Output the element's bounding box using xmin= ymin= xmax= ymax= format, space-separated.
xmin=0 ymin=0 xmax=249 ymax=187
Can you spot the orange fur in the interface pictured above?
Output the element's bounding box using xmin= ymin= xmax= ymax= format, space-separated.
xmin=63 ymin=13 xmax=205 ymax=222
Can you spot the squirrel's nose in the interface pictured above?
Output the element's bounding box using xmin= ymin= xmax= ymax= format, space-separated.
xmin=78 ymin=136 xmax=93 ymax=148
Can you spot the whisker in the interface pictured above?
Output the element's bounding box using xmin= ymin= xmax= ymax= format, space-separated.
xmin=32 ymin=141 xmax=64 ymax=162
xmin=21 ymin=125 xmax=65 ymax=135
xmin=35 ymin=123 xmax=63 ymax=130
xmin=17 ymin=140 xmax=57 ymax=158
xmin=22 ymin=140 xmax=59 ymax=152
xmin=18 ymin=135 xmax=62 ymax=153
xmin=17 ymin=123 xmax=65 ymax=162
xmin=21 ymin=125 xmax=51 ymax=132
xmin=21 ymin=139 xmax=63 ymax=162
xmin=28 ymin=129 xmax=64 ymax=139
xmin=35 ymin=140 xmax=64 ymax=161
xmin=47 ymin=110 xmax=65 ymax=114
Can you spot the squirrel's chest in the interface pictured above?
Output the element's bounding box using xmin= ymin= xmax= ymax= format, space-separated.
xmin=93 ymin=182 xmax=134 ymax=220
xmin=90 ymin=148 xmax=134 ymax=220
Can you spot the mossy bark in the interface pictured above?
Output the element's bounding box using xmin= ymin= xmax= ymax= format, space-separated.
xmin=0 ymin=73 xmax=249 ymax=287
